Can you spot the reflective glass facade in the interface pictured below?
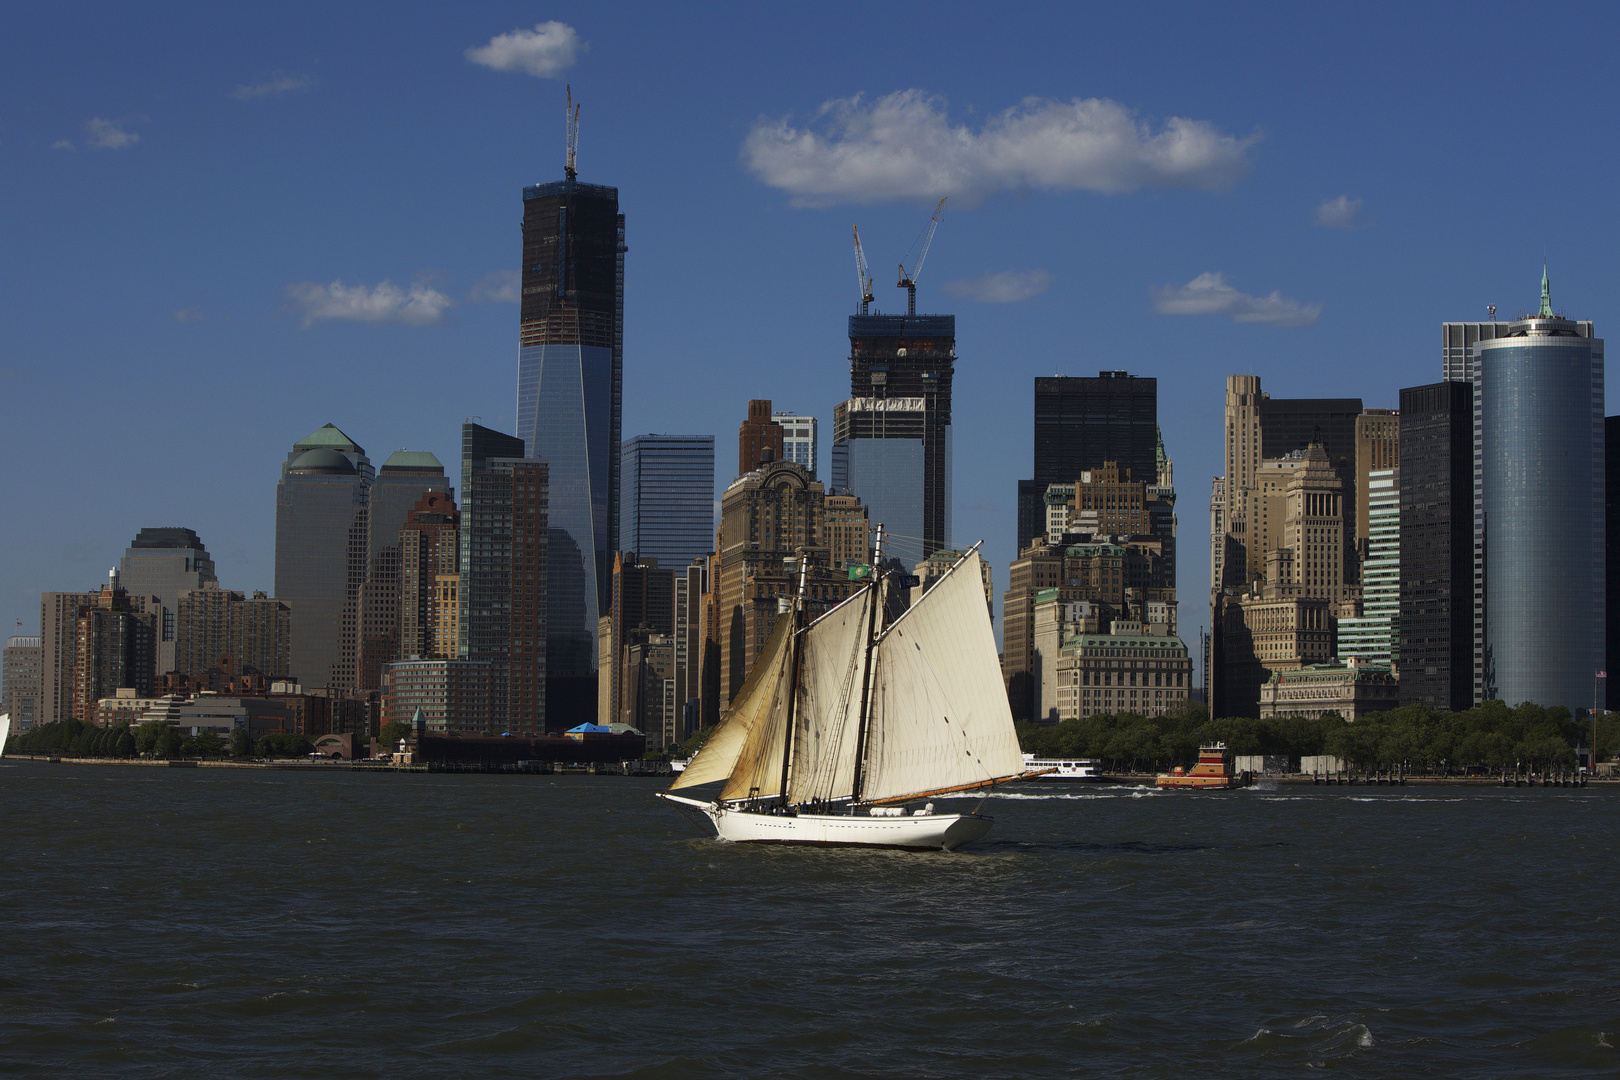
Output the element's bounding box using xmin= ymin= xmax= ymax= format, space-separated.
xmin=357 ymin=454 xmax=448 ymax=689
xmin=620 ymin=434 xmax=715 ymax=569
xmin=273 ymin=428 xmax=372 ymax=690
xmin=517 ymin=177 xmax=624 ymax=680
xmin=1337 ymin=469 xmax=1398 ymax=665
xmin=1479 ymin=322 xmax=1604 ymax=711
xmin=117 ymin=528 xmax=218 ymax=676
xmin=832 ymin=437 xmax=925 ymax=563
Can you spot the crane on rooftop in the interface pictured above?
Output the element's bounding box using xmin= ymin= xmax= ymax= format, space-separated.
xmin=852 ymin=225 xmax=875 ymax=315
xmin=896 ymin=197 xmax=947 ymax=316
xmin=564 ymin=85 xmax=581 ymax=181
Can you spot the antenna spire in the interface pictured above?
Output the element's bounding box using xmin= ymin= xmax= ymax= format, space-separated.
xmin=1538 ymin=261 xmax=1554 ymax=317
xmin=564 ymin=85 xmax=580 ymax=181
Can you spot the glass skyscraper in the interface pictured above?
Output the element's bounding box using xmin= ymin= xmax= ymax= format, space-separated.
xmin=832 ymin=314 xmax=954 ymax=569
xmin=1336 ymin=468 xmax=1398 ymax=665
xmin=116 ymin=527 xmax=218 ymax=677
xmin=620 ymin=435 xmax=715 ymax=569
xmin=459 ymin=423 xmax=549 ymax=733
xmin=516 ymin=173 xmax=624 ymax=679
xmin=773 ymin=412 xmax=818 ymax=479
xmin=273 ymin=424 xmax=372 ymax=690
xmin=356 ymin=451 xmax=448 ymax=690
xmin=1477 ymin=277 xmax=1604 ymax=712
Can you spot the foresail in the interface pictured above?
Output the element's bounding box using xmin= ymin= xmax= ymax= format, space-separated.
xmin=718 ymin=633 xmax=794 ymax=802
xmin=786 ymin=586 xmax=871 ymax=804
xmin=669 ymin=615 xmax=792 ymax=791
xmin=861 ymin=550 xmax=1025 ymax=803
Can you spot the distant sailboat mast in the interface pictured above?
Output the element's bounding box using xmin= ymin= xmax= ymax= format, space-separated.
xmin=849 ymin=524 xmax=885 ymax=804
xmin=777 ymin=556 xmax=810 ymax=800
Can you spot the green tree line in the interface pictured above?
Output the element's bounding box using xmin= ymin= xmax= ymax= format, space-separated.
xmin=1017 ymin=701 xmax=1618 ymax=773
xmin=11 ymin=719 xmax=314 ymax=760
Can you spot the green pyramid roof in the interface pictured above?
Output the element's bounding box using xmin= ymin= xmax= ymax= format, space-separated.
xmin=381 ymin=450 xmax=444 ymax=471
xmin=294 ymin=423 xmax=363 ymax=454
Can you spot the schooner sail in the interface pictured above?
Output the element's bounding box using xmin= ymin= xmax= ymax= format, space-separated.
xmin=660 ymin=543 xmax=1040 ymax=850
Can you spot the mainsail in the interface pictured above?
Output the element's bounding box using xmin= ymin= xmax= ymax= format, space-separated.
xmin=668 ymin=614 xmax=793 ymax=795
xmin=786 ymin=587 xmax=872 ymax=804
xmin=860 ymin=550 xmax=1025 ymax=804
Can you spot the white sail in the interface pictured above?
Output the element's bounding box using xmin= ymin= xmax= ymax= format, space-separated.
xmin=861 ymin=550 xmax=1025 ymax=803
xmin=787 ymin=587 xmax=872 ymax=803
xmin=0 ymin=712 xmax=9 ymax=758
xmin=669 ymin=615 xmax=793 ymax=792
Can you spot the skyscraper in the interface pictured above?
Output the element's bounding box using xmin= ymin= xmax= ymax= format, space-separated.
xmin=1477 ymin=274 xmax=1604 ymax=712
xmin=398 ymin=491 xmax=460 ymax=662
xmin=273 ymin=424 xmax=372 ymax=690
xmin=516 ymin=167 xmax=625 ymax=680
xmin=1337 ymin=468 xmax=1398 ymax=665
xmin=356 ymin=451 xmax=449 ymax=690
xmin=1399 ymin=381 xmax=1474 ymax=710
xmin=833 ymin=314 xmax=954 ymax=567
xmin=174 ymin=587 xmax=291 ymax=680
xmin=116 ymin=528 xmax=218 ymax=677
xmin=459 ymin=423 xmax=549 ymax=733
xmin=39 ymin=590 xmax=99 ymax=725
xmin=2 ymin=635 xmax=42 ymax=731
xmin=1609 ymin=415 xmax=1620 ymax=711
xmin=737 ymin=400 xmax=784 ymax=478
xmin=73 ymin=570 xmax=157 ymax=721
xmin=620 ymin=434 xmax=715 ymax=570
xmin=1015 ymin=373 xmax=1159 ymax=552
xmin=774 ymin=411 xmax=818 ymax=479
xmin=1447 ymin=302 xmax=1598 ymax=705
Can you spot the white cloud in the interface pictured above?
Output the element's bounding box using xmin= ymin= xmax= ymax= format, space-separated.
xmin=284 ymin=280 xmax=454 ymax=328
xmin=467 ymin=269 xmax=520 ymax=304
xmin=85 ymin=118 xmax=138 ymax=150
xmin=1314 ymin=194 xmax=1365 ymax=229
xmin=1150 ymin=272 xmax=1320 ymax=327
xmin=173 ymin=308 xmax=205 ymax=324
xmin=944 ymin=269 xmax=1053 ymax=303
xmin=742 ymin=90 xmax=1257 ymax=207
xmin=465 ymin=21 xmax=584 ymax=77
xmin=51 ymin=139 xmax=74 ymax=151
xmin=233 ymin=73 xmax=315 ymax=100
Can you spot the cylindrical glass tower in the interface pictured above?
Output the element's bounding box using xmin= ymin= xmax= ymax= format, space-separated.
xmin=1479 ymin=312 xmax=1605 ymax=713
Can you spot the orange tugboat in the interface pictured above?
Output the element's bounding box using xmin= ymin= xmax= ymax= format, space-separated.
xmin=1156 ymin=743 xmax=1252 ymax=790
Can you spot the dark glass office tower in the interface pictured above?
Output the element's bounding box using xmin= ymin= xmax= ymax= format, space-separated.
xmin=1478 ymin=292 xmax=1604 ymax=713
xmin=274 ymin=424 xmax=372 ymax=690
xmin=460 ymin=423 xmax=549 ymax=734
xmin=116 ymin=527 xmax=218 ymax=676
xmin=1016 ymin=373 xmax=1157 ymax=552
xmin=620 ymin=435 xmax=715 ymax=570
xmin=832 ymin=314 xmax=954 ymax=567
xmin=1608 ymin=415 xmax=1620 ymax=711
xmin=356 ymin=451 xmax=449 ymax=690
xmin=517 ymin=173 xmax=625 ymax=680
xmin=1398 ymin=382 xmax=1474 ymax=710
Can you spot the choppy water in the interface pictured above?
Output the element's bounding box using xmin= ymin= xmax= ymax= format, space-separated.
xmin=2 ymin=760 xmax=1617 ymax=1078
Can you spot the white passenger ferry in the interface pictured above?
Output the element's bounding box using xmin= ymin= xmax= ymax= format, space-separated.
xmin=1020 ymin=753 xmax=1109 ymax=781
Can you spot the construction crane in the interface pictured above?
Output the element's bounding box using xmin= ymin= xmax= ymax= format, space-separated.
xmin=564 ymin=85 xmax=581 ymax=181
xmin=896 ymin=197 xmax=947 ymax=316
xmin=852 ymin=225 xmax=875 ymax=315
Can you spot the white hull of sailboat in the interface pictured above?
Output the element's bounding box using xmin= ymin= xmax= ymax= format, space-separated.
xmin=662 ymin=795 xmax=992 ymax=851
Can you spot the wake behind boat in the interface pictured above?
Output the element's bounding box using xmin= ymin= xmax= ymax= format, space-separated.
xmin=659 ymin=535 xmax=1046 ymax=850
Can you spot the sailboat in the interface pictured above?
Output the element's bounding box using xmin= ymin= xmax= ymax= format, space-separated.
xmin=659 ymin=538 xmax=1043 ymax=850
xmin=0 ymin=712 xmax=10 ymax=759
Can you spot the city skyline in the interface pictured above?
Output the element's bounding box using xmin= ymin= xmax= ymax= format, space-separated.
xmin=6 ymin=6 xmax=1620 ymax=688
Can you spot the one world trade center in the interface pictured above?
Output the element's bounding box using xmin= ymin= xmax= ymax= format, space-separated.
xmin=517 ymin=145 xmax=625 ymax=692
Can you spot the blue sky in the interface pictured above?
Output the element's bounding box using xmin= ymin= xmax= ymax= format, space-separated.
xmin=4 ymin=2 xmax=1618 ymax=678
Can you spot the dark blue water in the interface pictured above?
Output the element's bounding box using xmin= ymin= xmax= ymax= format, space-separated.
xmin=2 ymin=759 xmax=1617 ymax=1078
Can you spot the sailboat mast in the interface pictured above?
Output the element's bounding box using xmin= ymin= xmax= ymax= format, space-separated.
xmin=777 ymin=556 xmax=810 ymax=804
xmin=849 ymin=524 xmax=884 ymax=804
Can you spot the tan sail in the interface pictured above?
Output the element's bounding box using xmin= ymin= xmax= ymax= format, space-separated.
xmin=669 ymin=614 xmax=793 ymax=791
xmin=861 ymin=550 xmax=1025 ymax=804
xmin=718 ymin=629 xmax=794 ymax=802
xmin=786 ymin=587 xmax=872 ymax=804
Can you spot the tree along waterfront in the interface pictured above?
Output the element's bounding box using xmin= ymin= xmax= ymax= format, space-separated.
xmin=1016 ymin=702 xmax=1620 ymax=775
xmin=10 ymin=718 xmax=313 ymax=760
